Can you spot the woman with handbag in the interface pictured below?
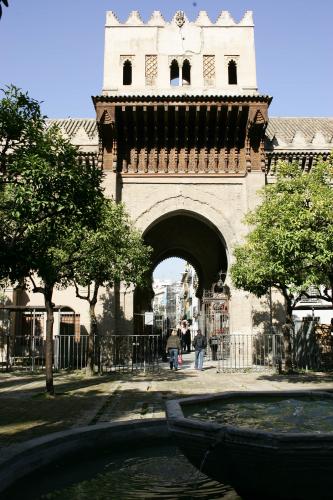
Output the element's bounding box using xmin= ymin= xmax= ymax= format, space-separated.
xmin=166 ymin=329 xmax=181 ymax=370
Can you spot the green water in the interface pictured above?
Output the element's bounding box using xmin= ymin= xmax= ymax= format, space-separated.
xmin=184 ymin=396 xmax=333 ymax=433
xmin=5 ymin=445 xmax=240 ymax=500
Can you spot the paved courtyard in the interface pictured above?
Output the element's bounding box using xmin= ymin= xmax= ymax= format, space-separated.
xmin=1 ymin=351 xmax=333 ymax=452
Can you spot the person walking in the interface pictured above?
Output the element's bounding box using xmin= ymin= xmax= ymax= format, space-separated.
xmin=166 ymin=329 xmax=181 ymax=370
xmin=192 ymin=329 xmax=207 ymax=370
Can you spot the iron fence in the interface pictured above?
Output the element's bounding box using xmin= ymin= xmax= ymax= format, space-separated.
xmin=292 ymin=320 xmax=321 ymax=370
xmin=0 ymin=327 xmax=332 ymax=374
xmin=98 ymin=334 xmax=160 ymax=372
xmin=0 ymin=334 xmax=160 ymax=373
xmin=205 ymin=334 xmax=284 ymax=372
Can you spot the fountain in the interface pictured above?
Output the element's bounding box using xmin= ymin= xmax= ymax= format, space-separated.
xmin=2 ymin=391 xmax=333 ymax=499
xmin=166 ymin=390 xmax=333 ymax=500
xmin=0 ymin=419 xmax=239 ymax=499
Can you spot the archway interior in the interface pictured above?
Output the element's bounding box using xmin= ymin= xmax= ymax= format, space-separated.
xmin=134 ymin=211 xmax=228 ymax=324
xmin=153 ymin=257 xmax=197 ymax=335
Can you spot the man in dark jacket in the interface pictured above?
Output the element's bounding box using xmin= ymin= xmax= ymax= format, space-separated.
xmin=192 ymin=329 xmax=207 ymax=370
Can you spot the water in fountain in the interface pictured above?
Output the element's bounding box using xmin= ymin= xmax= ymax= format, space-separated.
xmin=184 ymin=395 xmax=333 ymax=433
xmin=4 ymin=445 xmax=241 ymax=500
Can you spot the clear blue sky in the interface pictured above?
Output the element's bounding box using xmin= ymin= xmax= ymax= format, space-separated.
xmin=154 ymin=258 xmax=186 ymax=281
xmin=1 ymin=0 xmax=332 ymax=118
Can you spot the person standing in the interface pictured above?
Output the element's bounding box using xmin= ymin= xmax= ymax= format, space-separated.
xmin=192 ymin=329 xmax=207 ymax=370
xmin=166 ymin=329 xmax=181 ymax=370
xmin=182 ymin=320 xmax=192 ymax=353
xmin=209 ymin=333 xmax=219 ymax=361
xmin=180 ymin=320 xmax=191 ymax=353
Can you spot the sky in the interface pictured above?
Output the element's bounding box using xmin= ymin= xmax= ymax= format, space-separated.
xmin=1 ymin=0 xmax=332 ymax=281
xmin=0 ymin=0 xmax=332 ymax=119
xmin=153 ymin=258 xmax=186 ymax=281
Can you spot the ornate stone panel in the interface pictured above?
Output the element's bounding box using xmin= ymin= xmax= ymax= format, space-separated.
xmin=203 ymin=55 xmax=215 ymax=86
xmin=145 ymin=55 xmax=158 ymax=86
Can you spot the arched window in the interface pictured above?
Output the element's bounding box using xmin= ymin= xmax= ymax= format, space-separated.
xmin=123 ymin=60 xmax=132 ymax=85
xmin=228 ymin=60 xmax=237 ymax=85
xmin=170 ymin=59 xmax=179 ymax=86
xmin=182 ymin=59 xmax=191 ymax=86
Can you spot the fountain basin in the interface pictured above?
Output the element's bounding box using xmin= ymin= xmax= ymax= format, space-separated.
xmin=0 ymin=419 xmax=239 ymax=499
xmin=166 ymin=391 xmax=333 ymax=500
xmin=0 ymin=419 xmax=168 ymax=496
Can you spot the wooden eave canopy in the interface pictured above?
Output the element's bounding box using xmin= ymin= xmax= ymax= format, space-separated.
xmin=92 ymin=94 xmax=272 ymax=105
xmin=93 ymin=95 xmax=271 ymax=174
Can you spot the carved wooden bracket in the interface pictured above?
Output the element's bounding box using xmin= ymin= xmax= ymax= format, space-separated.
xmin=247 ymin=104 xmax=268 ymax=129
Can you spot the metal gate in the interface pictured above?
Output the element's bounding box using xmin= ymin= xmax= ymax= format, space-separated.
xmin=207 ymin=334 xmax=284 ymax=372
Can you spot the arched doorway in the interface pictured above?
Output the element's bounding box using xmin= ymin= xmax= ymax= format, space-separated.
xmin=133 ymin=210 xmax=228 ymax=334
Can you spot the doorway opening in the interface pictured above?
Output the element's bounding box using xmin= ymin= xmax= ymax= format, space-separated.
xmin=152 ymin=258 xmax=199 ymax=338
xmin=133 ymin=210 xmax=229 ymax=338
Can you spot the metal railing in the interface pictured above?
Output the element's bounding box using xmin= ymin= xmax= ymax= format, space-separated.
xmin=98 ymin=334 xmax=160 ymax=372
xmin=0 ymin=334 xmax=160 ymax=373
xmin=292 ymin=320 xmax=321 ymax=371
xmin=0 ymin=327 xmax=331 ymax=374
xmin=205 ymin=334 xmax=285 ymax=372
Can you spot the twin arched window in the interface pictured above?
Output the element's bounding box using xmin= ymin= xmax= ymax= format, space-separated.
xmin=170 ymin=59 xmax=191 ymax=86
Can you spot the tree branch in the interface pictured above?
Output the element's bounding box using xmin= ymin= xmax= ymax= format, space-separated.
xmin=74 ymin=280 xmax=90 ymax=302
xmin=29 ymin=273 xmax=45 ymax=295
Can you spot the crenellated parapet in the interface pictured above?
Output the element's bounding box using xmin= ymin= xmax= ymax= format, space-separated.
xmin=103 ymin=10 xmax=257 ymax=96
xmin=105 ymin=10 xmax=254 ymax=27
xmin=265 ymin=117 xmax=333 ymax=175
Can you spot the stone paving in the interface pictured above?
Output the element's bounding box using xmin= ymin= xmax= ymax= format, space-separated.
xmin=1 ymin=351 xmax=333 ymax=450
xmin=93 ymin=352 xmax=333 ymax=423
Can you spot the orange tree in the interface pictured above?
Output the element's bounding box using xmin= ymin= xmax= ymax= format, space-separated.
xmin=0 ymin=86 xmax=104 ymax=393
xmin=231 ymin=158 xmax=333 ymax=371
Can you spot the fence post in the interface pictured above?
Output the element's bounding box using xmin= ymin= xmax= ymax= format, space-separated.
xmin=6 ymin=334 xmax=10 ymax=372
xmin=54 ymin=336 xmax=59 ymax=371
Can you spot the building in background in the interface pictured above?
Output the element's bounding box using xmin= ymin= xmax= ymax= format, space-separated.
xmin=152 ymin=279 xmax=182 ymax=334
xmin=179 ymin=263 xmax=200 ymax=331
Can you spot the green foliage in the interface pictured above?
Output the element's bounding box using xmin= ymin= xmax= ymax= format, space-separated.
xmin=0 ymin=86 xmax=104 ymax=285
xmin=72 ymin=199 xmax=152 ymax=294
xmin=231 ymin=157 xmax=333 ymax=310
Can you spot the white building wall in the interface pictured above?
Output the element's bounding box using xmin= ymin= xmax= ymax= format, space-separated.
xmin=103 ymin=10 xmax=257 ymax=96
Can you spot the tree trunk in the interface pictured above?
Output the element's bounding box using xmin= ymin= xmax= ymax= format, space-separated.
xmin=44 ymin=284 xmax=55 ymax=394
xmin=329 ymin=276 xmax=333 ymax=308
xmin=86 ymin=285 xmax=99 ymax=376
xmin=282 ymin=301 xmax=293 ymax=373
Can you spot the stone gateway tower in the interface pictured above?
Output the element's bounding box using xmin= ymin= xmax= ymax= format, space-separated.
xmin=3 ymin=10 xmax=333 ymax=337
xmin=93 ymin=10 xmax=272 ymax=334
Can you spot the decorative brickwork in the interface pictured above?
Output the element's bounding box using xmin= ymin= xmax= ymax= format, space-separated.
xmin=145 ymin=55 xmax=158 ymax=86
xmin=203 ymin=55 xmax=215 ymax=86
